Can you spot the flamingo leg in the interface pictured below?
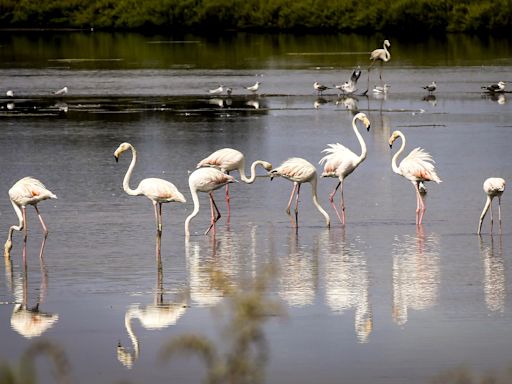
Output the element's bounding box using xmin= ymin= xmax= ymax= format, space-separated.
xmin=414 ymin=183 xmax=422 ymax=225
xmin=22 ymin=207 xmax=28 ymax=242
xmin=294 ymin=183 xmax=302 ymax=228
xmin=286 ymin=183 xmax=298 ymax=215
xmin=498 ymin=196 xmax=502 ymax=233
xmin=340 ymin=182 xmax=346 ymax=225
xmin=34 ymin=205 xmax=49 ymax=237
xmin=489 ymin=198 xmax=494 ymax=233
xmin=155 ymin=230 xmax=162 ymax=260
xmin=418 ymin=188 xmax=427 ymax=225
xmin=329 ymin=181 xmax=344 ymax=224
xmin=225 ymin=171 xmax=231 ymax=222
xmin=153 ymin=202 xmax=162 ymax=233
xmin=205 ymin=192 xmax=221 ymax=235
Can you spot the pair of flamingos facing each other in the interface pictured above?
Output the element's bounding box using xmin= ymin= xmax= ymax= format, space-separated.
xmin=3 ymin=113 xmax=504 ymax=256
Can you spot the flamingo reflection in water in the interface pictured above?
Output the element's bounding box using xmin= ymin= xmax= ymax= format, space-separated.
xmin=5 ymin=240 xmax=59 ymax=339
xmin=319 ymin=229 xmax=372 ymax=343
xmin=392 ymin=226 xmax=440 ymax=326
xmin=117 ymin=254 xmax=187 ymax=369
xmin=479 ymin=236 xmax=506 ymax=313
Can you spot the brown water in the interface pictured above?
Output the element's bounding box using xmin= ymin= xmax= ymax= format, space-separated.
xmin=0 ymin=31 xmax=512 ymax=384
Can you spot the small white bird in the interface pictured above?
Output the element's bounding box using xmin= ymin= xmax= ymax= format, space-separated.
xmin=482 ymin=81 xmax=506 ymax=93
xmin=422 ymin=81 xmax=436 ymax=93
xmin=314 ymin=82 xmax=331 ymax=95
xmin=373 ymin=84 xmax=390 ymax=94
xmin=246 ymin=81 xmax=260 ymax=93
xmin=208 ymin=85 xmax=224 ymax=95
xmin=53 ymin=86 xmax=68 ymax=95
xmin=478 ymin=177 xmax=506 ymax=235
xmin=6 ymin=90 xmax=14 ymax=97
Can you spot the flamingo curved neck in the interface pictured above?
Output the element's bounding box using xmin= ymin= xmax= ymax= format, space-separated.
xmin=123 ymin=145 xmax=141 ymax=196
xmin=310 ymin=176 xmax=330 ymax=227
xmin=383 ymin=43 xmax=391 ymax=62
xmin=240 ymin=161 xmax=267 ymax=184
xmin=391 ymin=133 xmax=405 ymax=176
xmin=478 ymin=196 xmax=492 ymax=234
xmin=353 ymin=118 xmax=367 ymax=165
xmin=6 ymin=201 xmax=24 ymax=242
xmin=185 ymin=188 xmax=200 ymax=236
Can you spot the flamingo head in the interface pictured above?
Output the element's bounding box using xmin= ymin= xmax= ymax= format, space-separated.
xmin=388 ymin=130 xmax=401 ymax=148
xmin=114 ymin=142 xmax=132 ymax=162
xmin=261 ymin=161 xmax=273 ymax=171
xmin=355 ymin=112 xmax=371 ymax=132
xmin=384 ymin=39 xmax=390 ymax=48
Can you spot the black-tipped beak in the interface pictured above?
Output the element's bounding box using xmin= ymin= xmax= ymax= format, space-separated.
xmin=389 ymin=143 xmax=392 ymax=148
xmin=114 ymin=155 xmax=119 ymax=162
xmin=367 ymin=124 xmax=371 ymax=132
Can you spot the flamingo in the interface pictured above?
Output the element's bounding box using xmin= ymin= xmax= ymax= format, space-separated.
xmin=114 ymin=142 xmax=186 ymax=234
xmin=368 ymin=39 xmax=391 ymax=85
xmin=196 ymin=148 xmax=272 ymax=218
xmin=269 ymin=157 xmax=330 ymax=228
xmin=4 ymin=177 xmax=57 ymax=258
xmin=185 ymin=167 xmax=236 ymax=236
xmin=389 ymin=130 xmax=441 ymax=225
xmin=319 ymin=112 xmax=371 ymax=224
xmin=478 ymin=177 xmax=506 ymax=235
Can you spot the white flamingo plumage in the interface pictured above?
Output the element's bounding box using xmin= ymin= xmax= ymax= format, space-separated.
xmin=114 ymin=142 xmax=186 ymax=233
xmin=478 ymin=177 xmax=506 ymax=235
xmin=368 ymin=39 xmax=391 ymax=84
xmin=4 ymin=177 xmax=57 ymax=257
xmin=389 ymin=130 xmax=441 ymax=225
xmin=269 ymin=157 xmax=330 ymax=228
xmin=319 ymin=112 xmax=371 ymax=224
xmin=196 ymin=148 xmax=272 ymax=218
xmin=185 ymin=167 xmax=236 ymax=236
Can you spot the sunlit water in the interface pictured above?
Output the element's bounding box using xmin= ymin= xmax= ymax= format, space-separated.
xmin=1 ymin=32 xmax=512 ymax=384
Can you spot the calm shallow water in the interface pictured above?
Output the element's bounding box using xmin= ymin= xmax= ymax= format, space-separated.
xmin=0 ymin=32 xmax=512 ymax=384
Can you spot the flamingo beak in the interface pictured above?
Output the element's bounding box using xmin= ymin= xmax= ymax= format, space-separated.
xmin=114 ymin=155 xmax=119 ymax=163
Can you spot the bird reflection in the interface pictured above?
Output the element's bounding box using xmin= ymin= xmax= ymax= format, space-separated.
xmin=278 ymin=231 xmax=316 ymax=307
xmin=319 ymin=229 xmax=372 ymax=343
xmin=314 ymin=97 xmax=329 ymax=109
xmin=335 ymin=95 xmax=359 ymax=112
xmin=6 ymin=240 xmax=59 ymax=339
xmin=392 ymin=226 xmax=440 ymax=326
xmin=480 ymin=236 xmax=505 ymax=313
xmin=117 ymin=254 xmax=188 ymax=369
xmin=422 ymin=94 xmax=437 ymax=107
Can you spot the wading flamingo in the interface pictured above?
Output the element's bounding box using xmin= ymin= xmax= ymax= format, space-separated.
xmin=319 ymin=112 xmax=371 ymax=224
xmin=368 ymin=39 xmax=391 ymax=86
xmin=478 ymin=177 xmax=506 ymax=235
xmin=269 ymin=157 xmax=330 ymax=228
xmin=196 ymin=148 xmax=272 ymax=219
xmin=389 ymin=131 xmax=441 ymax=225
xmin=4 ymin=177 xmax=57 ymax=258
xmin=185 ymin=167 xmax=236 ymax=236
xmin=114 ymin=142 xmax=186 ymax=233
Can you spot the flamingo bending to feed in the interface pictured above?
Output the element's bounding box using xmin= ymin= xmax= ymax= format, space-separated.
xmin=185 ymin=167 xmax=236 ymax=236
xmin=389 ymin=130 xmax=441 ymax=225
xmin=114 ymin=142 xmax=186 ymax=233
xmin=269 ymin=157 xmax=330 ymax=228
xmin=368 ymin=39 xmax=391 ymax=85
xmin=319 ymin=112 xmax=371 ymax=224
xmin=4 ymin=177 xmax=57 ymax=258
xmin=478 ymin=177 xmax=506 ymax=235
xmin=196 ymin=148 xmax=272 ymax=218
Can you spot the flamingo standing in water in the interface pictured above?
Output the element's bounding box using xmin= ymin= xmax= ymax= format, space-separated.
xmin=4 ymin=177 xmax=57 ymax=258
xmin=114 ymin=142 xmax=186 ymax=233
xmin=319 ymin=112 xmax=371 ymax=224
xmin=368 ymin=39 xmax=391 ymax=86
xmin=196 ymin=148 xmax=272 ymax=219
xmin=389 ymin=130 xmax=441 ymax=225
xmin=185 ymin=167 xmax=236 ymax=236
xmin=478 ymin=177 xmax=506 ymax=235
xmin=269 ymin=157 xmax=330 ymax=228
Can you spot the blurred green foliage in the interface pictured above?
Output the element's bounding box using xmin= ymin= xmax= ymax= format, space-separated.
xmin=0 ymin=0 xmax=510 ymax=34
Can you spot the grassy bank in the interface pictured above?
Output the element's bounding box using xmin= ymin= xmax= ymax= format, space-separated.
xmin=0 ymin=0 xmax=511 ymax=34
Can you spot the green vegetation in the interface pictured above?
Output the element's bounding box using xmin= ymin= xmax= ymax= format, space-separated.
xmin=0 ymin=0 xmax=510 ymax=34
